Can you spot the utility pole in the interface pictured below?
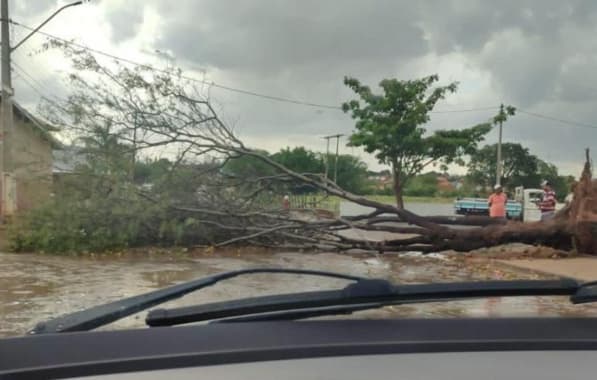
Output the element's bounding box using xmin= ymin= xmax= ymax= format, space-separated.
xmin=323 ymin=136 xmax=330 ymax=180
xmin=323 ymin=134 xmax=343 ymax=183
xmin=1 ymin=0 xmax=14 ymax=218
xmin=333 ymin=134 xmax=343 ymax=183
xmin=496 ymin=103 xmax=504 ymax=187
xmin=0 ymin=0 xmax=83 ymax=219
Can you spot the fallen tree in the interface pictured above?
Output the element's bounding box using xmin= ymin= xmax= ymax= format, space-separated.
xmin=16 ymin=42 xmax=594 ymax=255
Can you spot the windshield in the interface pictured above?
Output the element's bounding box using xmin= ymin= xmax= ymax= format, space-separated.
xmin=1 ymin=0 xmax=596 ymax=338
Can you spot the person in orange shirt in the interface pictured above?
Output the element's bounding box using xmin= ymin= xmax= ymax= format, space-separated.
xmin=488 ymin=184 xmax=507 ymax=219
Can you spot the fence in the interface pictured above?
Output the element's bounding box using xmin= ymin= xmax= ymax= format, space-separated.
xmin=255 ymin=193 xmax=340 ymax=216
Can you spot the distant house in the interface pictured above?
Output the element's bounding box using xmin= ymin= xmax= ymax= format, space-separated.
xmin=52 ymin=146 xmax=87 ymax=175
xmin=436 ymin=175 xmax=455 ymax=192
xmin=367 ymin=170 xmax=393 ymax=191
xmin=1 ymin=101 xmax=61 ymax=213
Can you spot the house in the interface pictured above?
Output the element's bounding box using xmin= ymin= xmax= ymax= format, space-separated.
xmin=1 ymin=101 xmax=60 ymax=214
xmin=52 ymin=145 xmax=88 ymax=176
xmin=367 ymin=170 xmax=393 ymax=191
xmin=436 ymin=175 xmax=454 ymax=192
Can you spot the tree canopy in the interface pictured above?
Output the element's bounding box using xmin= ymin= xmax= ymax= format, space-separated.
xmin=223 ymin=146 xmax=370 ymax=194
xmin=342 ymin=74 xmax=491 ymax=207
xmin=468 ymin=143 xmax=540 ymax=189
xmin=271 ymin=147 xmax=324 ymax=175
xmin=222 ymin=149 xmax=276 ymax=179
xmin=467 ymin=142 xmax=575 ymax=200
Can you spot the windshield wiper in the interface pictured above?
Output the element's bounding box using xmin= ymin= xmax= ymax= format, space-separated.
xmin=211 ymin=303 xmax=391 ymax=323
xmin=146 ymin=278 xmax=597 ymax=327
xmin=30 ymin=267 xmax=597 ymax=334
xmin=30 ymin=268 xmax=365 ymax=335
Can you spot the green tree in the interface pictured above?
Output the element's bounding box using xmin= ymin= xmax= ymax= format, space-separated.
xmin=404 ymin=172 xmax=438 ymax=197
xmin=134 ymin=158 xmax=172 ymax=184
xmin=467 ymin=143 xmax=540 ymax=189
xmin=272 ymin=147 xmax=324 ymax=174
xmin=270 ymin=147 xmax=323 ymax=194
xmin=334 ymin=154 xmax=369 ymax=194
xmin=342 ymin=75 xmax=491 ymax=208
xmin=537 ymin=160 xmax=575 ymax=201
xmin=222 ymin=149 xmax=277 ymax=178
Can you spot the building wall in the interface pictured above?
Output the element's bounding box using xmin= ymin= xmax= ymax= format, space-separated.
xmin=11 ymin=117 xmax=53 ymax=211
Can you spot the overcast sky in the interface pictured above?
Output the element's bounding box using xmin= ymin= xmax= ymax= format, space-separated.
xmin=9 ymin=0 xmax=597 ymax=175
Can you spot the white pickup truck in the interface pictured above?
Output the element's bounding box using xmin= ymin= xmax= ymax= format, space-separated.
xmin=453 ymin=186 xmax=562 ymax=222
xmin=513 ymin=187 xmax=544 ymax=222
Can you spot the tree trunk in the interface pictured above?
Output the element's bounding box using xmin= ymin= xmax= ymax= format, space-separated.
xmin=392 ymin=166 xmax=404 ymax=209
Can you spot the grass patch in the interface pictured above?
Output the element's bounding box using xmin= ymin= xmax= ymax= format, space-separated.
xmin=306 ymin=193 xmax=455 ymax=205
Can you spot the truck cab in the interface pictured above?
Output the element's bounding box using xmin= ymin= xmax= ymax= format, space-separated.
xmin=514 ymin=187 xmax=544 ymax=222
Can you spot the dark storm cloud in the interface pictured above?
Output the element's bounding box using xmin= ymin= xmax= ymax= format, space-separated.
xmin=108 ymin=0 xmax=597 ymax=173
xmin=103 ymin=1 xmax=145 ymax=43
xmin=153 ymin=0 xmax=428 ymax=75
xmin=419 ymin=0 xmax=597 ymax=106
xmin=13 ymin=0 xmax=597 ymax=174
xmin=126 ymin=0 xmax=597 ymax=108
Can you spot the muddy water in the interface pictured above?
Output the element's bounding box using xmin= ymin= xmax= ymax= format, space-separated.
xmin=2 ymin=249 xmax=597 ymax=338
xmin=340 ymin=201 xmax=455 ymax=217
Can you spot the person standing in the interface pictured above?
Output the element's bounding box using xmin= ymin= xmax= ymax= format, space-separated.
xmin=564 ymin=181 xmax=577 ymax=207
xmin=488 ymin=184 xmax=507 ymax=219
xmin=539 ymin=180 xmax=556 ymax=221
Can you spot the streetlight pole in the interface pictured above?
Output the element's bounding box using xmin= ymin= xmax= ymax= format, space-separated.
xmin=0 ymin=0 xmax=83 ymax=218
xmin=323 ymin=134 xmax=343 ymax=183
xmin=496 ymin=103 xmax=504 ymax=187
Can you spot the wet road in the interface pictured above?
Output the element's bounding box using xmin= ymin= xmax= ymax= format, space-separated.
xmin=2 ymin=249 xmax=597 ymax=338
xmin=340 ymin=201 xmax=455 ymax=217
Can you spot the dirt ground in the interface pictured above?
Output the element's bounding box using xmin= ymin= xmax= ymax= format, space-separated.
xmin=441 ymin=243 xmax=597 ymax=282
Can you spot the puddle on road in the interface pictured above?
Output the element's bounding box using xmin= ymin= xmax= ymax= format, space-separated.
xmin=1 ymin=249 xmax=597 ymax=337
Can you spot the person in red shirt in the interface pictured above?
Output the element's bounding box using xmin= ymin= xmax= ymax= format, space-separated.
xmin=488 ymin=184 xmax=507 ymax=219
xmin=282 ymin=195 xmax=290 ymax=211
xmin=538 ymin=180 xmax=556 ymax=221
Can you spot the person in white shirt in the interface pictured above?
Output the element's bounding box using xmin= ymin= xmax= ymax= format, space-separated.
xmin=565 ymin=181 xmax=577 ymax=207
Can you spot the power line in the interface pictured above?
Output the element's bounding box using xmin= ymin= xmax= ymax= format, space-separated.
xmin=517 ymin=109 xmax=597 ymax=130
xmin=12 ymin=61 xmax=52 ymax=95
xmin=9 ymin=19 xmax=341 ymax=110
xmin=12 ymin=65 xmax=47 ymax=98
xmin=14 ymin=58 xmax=597 ymax=145
xmin=431 ymin=106 xmax=497 ymax=114
xmin=12 ymin=63 xmax=68 ymax=116
xmin=9 ymin=19 xmax=503 ymax=115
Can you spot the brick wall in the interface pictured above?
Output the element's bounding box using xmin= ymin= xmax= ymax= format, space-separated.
xmin=11 ymin=117 xmax=53 ymax=211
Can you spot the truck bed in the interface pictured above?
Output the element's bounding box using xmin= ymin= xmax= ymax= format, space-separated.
xmin=454 ymin=198 xmax=522 ymax=218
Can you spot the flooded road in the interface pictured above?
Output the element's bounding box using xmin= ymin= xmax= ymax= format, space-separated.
xmin=340 ymin=201 xmax=455 ymax=217
xmin=2 ymin=249 xmax=597 ymax=337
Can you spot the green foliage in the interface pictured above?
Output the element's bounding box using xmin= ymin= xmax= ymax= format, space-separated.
xmin=466 ymin=142 xmax=574 ymax=201
xmin=222 ymin=149 xmax=277 ymax=179
xmin=272 ymin=147 xmax=324 ymax=174
xmin=403 ymin=173 xmax=438 ymax=197
xmin=537 ymin=161 xmax=575 ymax=201
xmin=8 ymin=184 xmax=226 ymax=254
xmin=223 ymin=146 xmax=369 ymax=194
xmin=10 ymin=191 xmax=147 ymax=253
xmin=134 ymin=158 xmax=172 ymax=184
xmin=333 ymin=154 xmax=369 ymax=194
xmin=468 ymin=143 xmax=540 ymax=189
xmin=375 ymin=187 xmax=395 ymax=196
xmin=492 ymin=105 xmax=517 ymax=125
xmin=342 ymin=74 xmax=490 ymax=206
xmin=271 ymin=147 xmax=324 ymax=193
